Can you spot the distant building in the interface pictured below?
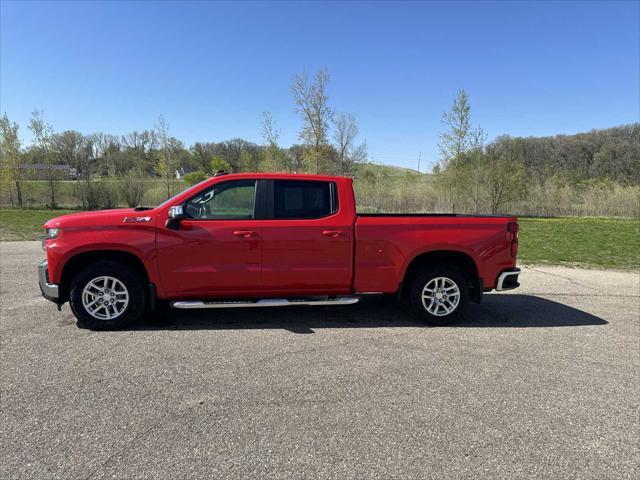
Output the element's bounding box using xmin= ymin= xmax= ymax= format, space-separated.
xmin=19 ymin=164 xmax=78 ymax=180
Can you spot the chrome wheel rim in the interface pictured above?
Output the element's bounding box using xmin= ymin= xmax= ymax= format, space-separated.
xmin=421 ymin=277 xmax=460 ymax=316
xmin=82 ymin=276 xmax=129 ymax=321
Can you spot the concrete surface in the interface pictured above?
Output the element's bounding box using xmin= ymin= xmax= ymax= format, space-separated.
xmin=1 ymin=241 xmax=638 ymax=479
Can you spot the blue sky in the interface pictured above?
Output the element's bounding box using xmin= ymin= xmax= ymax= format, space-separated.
xmin=1 ymin=1 xmax=638 ymax=170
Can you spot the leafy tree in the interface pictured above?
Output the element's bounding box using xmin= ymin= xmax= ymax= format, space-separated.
xmin=210 ymin=156 xmax=231 ymax=173
xmin=0 ymin=113 xmax=23 ymax=206
xmin=260 ymin=111 xmax=285 ymax=171
xmin=438 ymin=89 xmax=473 ymax=165
xmin=239 ymin=150 xmax=258 ymax=171
xmin=184 ymin=171 xmax=208 ymax=185
xmin=437 ymin=90 xmax=483 ymax=211
xmin=29 ymin=109 xmax=57 ymax=207
xmin=154 ymin=115 xmax=178 ymax=199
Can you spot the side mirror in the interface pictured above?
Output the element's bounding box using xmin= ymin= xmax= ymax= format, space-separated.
xmin=166 ymin=205 xmax=185 ymax=230
xmin=168 ymin=205 xmax=185 ymax=219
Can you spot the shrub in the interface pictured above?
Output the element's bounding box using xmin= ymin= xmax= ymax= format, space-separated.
xmin=119 ymin=169 xmax=148 ymax=207
xmin=74 ymin=178 xmax=119 ymax=210
xmin=184 ymin=171 xmax=208 ymax=185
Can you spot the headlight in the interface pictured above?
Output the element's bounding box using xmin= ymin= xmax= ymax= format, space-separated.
xmin=46 ymin=228 xmax=60 ymax=239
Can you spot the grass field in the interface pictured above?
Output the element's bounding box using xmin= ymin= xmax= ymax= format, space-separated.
xmin=0 ymin=209 xmax=78 ymax=241
xmin=1 ymin=209 xmax=637 ymax=270
xmin=518 ymin=217 xmax=639 ymax=270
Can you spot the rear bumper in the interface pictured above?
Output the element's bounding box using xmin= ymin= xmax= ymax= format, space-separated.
xmin=495 ymin=268 xmax=521 ymax=291
xmin=38 ymin=260 xmax=60 ymax=302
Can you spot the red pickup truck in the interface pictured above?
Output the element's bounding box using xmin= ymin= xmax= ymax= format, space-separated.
xmin=39 ymin=172 xmax=520 ymax=329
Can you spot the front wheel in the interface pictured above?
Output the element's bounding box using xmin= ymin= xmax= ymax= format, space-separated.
xmin=69 ymin=261 xmax=146 ymax=330
xmin=407 ymin=267 xmax=468 ymax=325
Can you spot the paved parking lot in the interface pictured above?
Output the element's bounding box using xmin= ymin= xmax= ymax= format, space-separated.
xmin=1 ymin=241 xmax=638 ymax=479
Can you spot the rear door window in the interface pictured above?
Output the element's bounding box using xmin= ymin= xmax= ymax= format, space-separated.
xmin=273 ymin=180 xmax=337 ymax=219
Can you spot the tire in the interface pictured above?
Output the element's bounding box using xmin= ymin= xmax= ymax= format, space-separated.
xmin=69 ymin=260 xmax=146 ymax=330
xmin=407 ymin=266 xmax=468 ymax=326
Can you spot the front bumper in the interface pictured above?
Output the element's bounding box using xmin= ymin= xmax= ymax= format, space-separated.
xmin=38 ymin=260 xmax=59 ymax=302
xmin=496 ymin=268 xmax=521 ymax=291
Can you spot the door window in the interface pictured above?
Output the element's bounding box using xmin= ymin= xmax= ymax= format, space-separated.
xmin=273 ymin=180 xmax=337 ymax=219
xmin=184 ymin=180 xmax=256 ymax=220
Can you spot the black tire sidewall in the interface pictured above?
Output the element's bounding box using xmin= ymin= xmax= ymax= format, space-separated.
xmin=69 ymin=261 xmax=146 ymax=330
xmin=408 ymin=267 xmax=468 ymax=325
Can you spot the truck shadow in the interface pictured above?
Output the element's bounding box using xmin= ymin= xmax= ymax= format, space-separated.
xmin=136 ymin=294 xmax=608 ymax=333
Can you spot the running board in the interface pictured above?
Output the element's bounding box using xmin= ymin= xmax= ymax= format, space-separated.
xmin=171 ymin=296 xmax=359 ymax=310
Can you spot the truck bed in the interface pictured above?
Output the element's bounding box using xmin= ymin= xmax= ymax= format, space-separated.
xmin=357 ymin=213 xmax=515 ymax=218
xmin=353 ymin=214 xmax=517 ymax=293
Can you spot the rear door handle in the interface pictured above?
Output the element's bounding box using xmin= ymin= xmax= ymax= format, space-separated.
xmin=322 ymin=230 xmax=344 ymax=238
xmin=233 ymin=230 xmax=257 ymax=238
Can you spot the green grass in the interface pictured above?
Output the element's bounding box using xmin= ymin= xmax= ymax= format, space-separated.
xmin=1 ymin=208 xmax=638 ymax=270
xmin=518 ymin=217 xmax=639 ymax=270
xmin=0 ymin=209 xmax=78 ymax=241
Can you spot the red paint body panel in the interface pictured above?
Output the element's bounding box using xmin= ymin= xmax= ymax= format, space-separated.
xmin=353 ymin=216 xmax=517 ymax=292
xmin=43 ymin=173 xmax=518 ymax=300
xmin=155 ymin=219 xmax=262 ymax=297
xmin=261 ymin=177 xmax=355 ymax=295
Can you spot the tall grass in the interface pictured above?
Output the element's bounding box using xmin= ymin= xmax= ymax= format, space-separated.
xmin=1 ymin=174 xmax=638 ymax=217
xmin=354 ymin=172 xmax=639 ymax=217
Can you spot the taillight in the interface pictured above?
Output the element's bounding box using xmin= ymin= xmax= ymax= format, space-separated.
xmin=508 ymin=222 xmax=519 ymax=257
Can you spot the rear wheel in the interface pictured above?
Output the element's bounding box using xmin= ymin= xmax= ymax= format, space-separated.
xmin=69 ymin=261 xmax=146 ymax=330
xmin=407 ymin=266 xmax=468 ymax=325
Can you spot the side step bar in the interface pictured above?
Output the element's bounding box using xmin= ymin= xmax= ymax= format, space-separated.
xmin=171 ymin=296 xmax=359 ymax=310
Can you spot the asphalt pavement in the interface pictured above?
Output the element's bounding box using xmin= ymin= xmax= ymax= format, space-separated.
xmin=1 ymin=241 xmax=638 ymax=479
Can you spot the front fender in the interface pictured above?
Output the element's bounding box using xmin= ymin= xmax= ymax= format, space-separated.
xmin=45 ymin=226 xmax=159 ymax=288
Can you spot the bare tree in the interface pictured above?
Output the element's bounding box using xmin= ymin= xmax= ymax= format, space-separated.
xmin=333 ymin=112 xmax=360 ymax=176
xmin=192 ymin=142 xmax=214 ymax=173
xmin=122 ymin=130 xmax=151 ymax=153
xmin=484 ymin=138 xmax=526 ymax=213
xmin=470 ymin=127 xmax=488 ymax=213
xmin=29 ymin=109 xmax=57 ymax=207
xmin=87 ymin=132 xmax=108 ymax=160
xmin=0 ymin=113 xmax=23 ymax=206
xmin=292 ymin=68 xmax=333 ymax=172
xmin=119 ymin=167 xmax=147 ymax=207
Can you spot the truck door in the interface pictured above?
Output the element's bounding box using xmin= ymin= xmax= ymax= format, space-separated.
xmin=155 ymin=179 xmax=262 ymax=298
xmin=260 ymin=179 xmax=354 ymax=295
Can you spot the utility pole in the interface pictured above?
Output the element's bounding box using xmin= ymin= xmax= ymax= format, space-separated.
xmin=417 ymin=151 xmax=422 ymax=173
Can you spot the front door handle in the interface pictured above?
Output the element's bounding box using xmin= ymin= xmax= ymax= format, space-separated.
xmin=322 ymin=230 xmax=344 ymax=238
xmin=233 ymin=230 xmax=257 ymax=238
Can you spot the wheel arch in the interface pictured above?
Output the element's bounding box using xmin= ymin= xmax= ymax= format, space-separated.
xmin=400 ymin=249 xmax=481 ymax=302
xmin=59 ymin=250 xmax=150 ymax=303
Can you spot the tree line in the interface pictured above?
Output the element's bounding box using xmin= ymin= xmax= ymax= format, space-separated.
xmin=0 ymin=68 xmax=366 ymax=208
xmin=434 ymin=90 xmax=638 ymax=214
xmin=1 ymin=70 xmax=638 ymax=216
